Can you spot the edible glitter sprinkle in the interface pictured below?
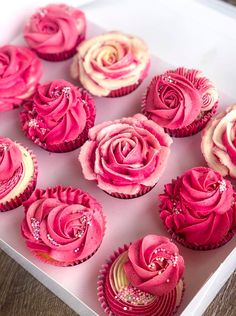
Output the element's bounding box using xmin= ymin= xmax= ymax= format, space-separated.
xmin=218 ymin=180 xmax=226 ymax=193
xmin=163 ymin=75 xmax=174 ymax=83
xmin=40 ymin=128 xmax=47 ymax=135
xmin=28 ymin=119 xmax=39 ymax=128
xmin=116 ymin=286 xmax=154 ymax=306
xmin=0 ymin=143 xmax=8 ymax=151
xmin=62 ymin=86 xmax=71 ymax=98
xmin=74 ymin=247 xmax=80 ymax=253
xmin=47 ymin=234 xmax=60 ymax=246
xmin=31 ymin=218 xmax=40 ymax=240
xmin=76 ymin=214 xmax=92 ymax=238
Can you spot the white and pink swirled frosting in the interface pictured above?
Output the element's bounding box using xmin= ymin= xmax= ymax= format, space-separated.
xmin=143 ymin=67 xmax=218 ymax=129
xmin=202 ymin=104 xmax=236 ymax=179
xmin=0 ymin=45 xmax=42 ymax=112
xmin=20 ymin=79 xmax=95 ymax=147
xmin=21 ymin=186 xmax=105 ymax=265
xmin=79 ymin=114 xmax=172 ymax=196
xmin=71 ymin=32 xmax=150 ymax=96
xmin=24 ymin=4 xmax=86 ymax=54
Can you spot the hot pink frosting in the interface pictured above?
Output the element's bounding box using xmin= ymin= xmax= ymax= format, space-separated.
xmin=0 ymin=45 xmax=42 ymax=112
xmin=160 ymin=167 xmax=236 ymax=247
xmin=20 ymin=79 xmax=95 ymax=147
xmin=79 ymin=114 xmax=172 ymax=195
xmin=24 ymin=4 xmax=86 ymax=54
xmin=143 ymin=67 xmax=218 ymax=129
xmin=124 ymin=235 xmax=184 ymax=296
xmin=0 ymin=137 xmax=23 ymax=200
xmin=21 ymin=186 xmax=105 ymax=264
xmin=201 ymin=104 xmax=236 ymax=179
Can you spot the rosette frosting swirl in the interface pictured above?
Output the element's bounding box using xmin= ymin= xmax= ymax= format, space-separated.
xmin=71 ymin=32 xmax=150 ymax=96
xmin=202 ymin=104 xmax=236 ymax=178
xmin=79 ymin=114 xmax=172 ymax=195
xmin=24 ymin=4 xmax=86 ymax=54
xmin=21 ymin=186 xmax=105 ymax=265
xmin=20 ymin=79 xmax=95 ymax=147
xmin=144 ymin=67 xmax=218 ymax=129
xmin=160 ymin=167 xmax=236 ymax=247
xmin=0 ymin=45 xmax=42 ymax=111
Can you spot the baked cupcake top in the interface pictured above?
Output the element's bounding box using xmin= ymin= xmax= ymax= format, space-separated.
xmin=71 ymin=31 xmax=150 ymax=96
xmin=159 ymin=167 xmax=236 ymax=249
xmin=98 ymin=235 xmax=184 ymax=316
xmin=20 ymin=79 xmax=95 ymax=149
xmin=21 ymin=186 xmax=105 ymax=265
xmin=143 ymin=67 xmax=218 ymax=130
xmin=0 ymin=45 xmax=42 ymax=112
xmin=79 ymin=114 xmax=172 ymax=196
xmin=201 ymin=104 xmax=236 ymax=178
xmin=0 ymin=137 xmax=37 ymax=206
xmin=24 ymin=4 xmax=86 ymax=54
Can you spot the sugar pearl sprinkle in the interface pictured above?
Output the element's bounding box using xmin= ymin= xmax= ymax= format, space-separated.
xmin=115 ymin=286 xmax=154 ymax=306
xmin=75 ymin=214 xmax=92 ymax=238
xmin=154 ymin=248 xmax=179 ymax=267
xmin=31 ymin=218 xmax=40 ymax=240
xmin=163 ymin=75 xmax=174 ymax=83
xmin=51 ymin=86 xmax=71 ymax=99
xmin=218 ymin=180 xmax=227 ymax=193
xmin=172 ymin=201 xmax=182 ymax=215
xmin=28 ymin=119 xmax=39 ymax=128
xmin=0 ymin=143 xmax=9 ymax=151
xmin=47 ymin=234 xmax=60 ymax=246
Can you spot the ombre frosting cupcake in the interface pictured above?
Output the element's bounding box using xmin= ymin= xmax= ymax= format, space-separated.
xmin=20 ymin=79 xmax=95 ymax=152
xmin=0 ymin=137 xmax=38 ymax=212
xmin=71 ymin=31 xmax=150 ymax=97
xmin=159 ymin=167 xmax=236 ymax=250
xmin=0 ymin=45 xmax=42 ymax=112
xmin=201 ymin=104 xmax=236 ymax=178
xmin=79 ymin=114 xmax=172 ymax=199
xmin=24 ymin=4 xmax=86 ymax=61
xmin=21 ymin=186 xmax=106 ymax=266
xmin=98 ymin=235 xmax=185 ymax=316
xmin=142 ymin=67 xmax=218 ymax=137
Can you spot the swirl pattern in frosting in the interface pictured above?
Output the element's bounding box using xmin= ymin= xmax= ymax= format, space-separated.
xmin=71 ymin=32 xmax=150 ymax=96
xmin=159 ymin=167 xmax=236 ymax=247
xmin=98 ymin=236 xmax=184 ymax=316
xmin=21 ymin=186 xmax=105 ymax=265
xmin=20 ymin=79 xmax=95 ymax=149
xmin=0 ymin=45 xmax=42 ymax=112
xmin=24 ymin=4 xmax=86 ymax=55
xmin=143 ymin=67 xmax=218 ymax=130
xmin=201 ymin=104 xmax=236 ymax=178
xmin=79 ymin=114 xmax=172 ymax=196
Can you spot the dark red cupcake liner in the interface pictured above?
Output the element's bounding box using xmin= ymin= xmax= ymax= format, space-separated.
xmin=105 ymin=185 xmax=155 ymax=199
xmin=0 ymin=145 xmax=38 ymax=212
xmin=97 ymin=244 xmax=185 ymax=316
xmin=34 ymin=34 xmax=85 ymax=62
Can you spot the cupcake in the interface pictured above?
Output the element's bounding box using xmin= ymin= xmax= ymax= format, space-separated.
xmin=98 ymin=235 xmax=185 ymax=316
xmin=201 ymin=104 xmax=236 ymax=178
xmin=20 ymin=79 xmax=95 ymax=153
xmin=0 ymin=45 xmax=42 ymax=112
xmin=142 ymin=67 xmax=218 ymax=137
xmin=0 ymin=137 xmax=38 ymax=212
xmin=24 ymin=4 xmax=86 ymax=61
xmin=79 ymin=114 xmax=172 ymax=199
xmin=21 ymin=186 xmax=106 ymax=266
xmin=159 ymin=167 xmax=236 ymax=250
xmin=71 ymin=31 xmax=150 ymax=97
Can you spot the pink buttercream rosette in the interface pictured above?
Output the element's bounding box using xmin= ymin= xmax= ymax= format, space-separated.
xmin=21 ymin=186 xmax=106 ymax=266
xmin=20 ymin=79 xmax=95 ymax=153
xmin=201 ymin=104 xmax=236 ymax=179
xmin=24 ymin=4 xmax=86 ymax=61
xmin=142 ymin=67 xmax=218 ymax=137
xmin=159 ymin=167 xmax=236 ymax=250
xmin=98 ymin=235 xmax=185 ymax=316
xmin=0 ymin=137 xmax=38 ymax=212
xmin=71 ymin=32 xmax=150 ymax=97
xmin=79 ymin=114 xmax=172 ymax=199
xmin=0 ymin=45 xmax=42 ymax=112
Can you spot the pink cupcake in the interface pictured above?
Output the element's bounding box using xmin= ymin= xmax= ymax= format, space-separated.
xmin=0 ymin=45 xmax=42 ymax=112
xmin=79 ymin=114 xmax=172 ymax=199
xmin=0 ymin=137 xmax=38 ymax=212
xmin=20 ymin=79 xmax=95 ymax=153
xmin=71 ymin=31 xmax=150 ymax=97
xmin=98 ymin=235 xmax=185 ymax=316
xmin=24 ymin=4 xmax=86 ymax=61
xmin=21 ymin=186 xmax=106 ymax=266
xmin=201 ymin=104 xmax=236 ymax=178
xmin=159 ymin=167 xmax=236 ymax=250
xmin=142 ymin=67 xmax=218 ymax=137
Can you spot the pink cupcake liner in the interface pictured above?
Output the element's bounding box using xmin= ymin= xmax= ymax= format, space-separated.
xmin=0 ymin=146 xmax=38 ymax=212
xmin=34 ymin=34 xmax=85 ymax=62
xmin=97 ymin=244 xmax=185 ymax=316
xmin=105 ymin=185 xmax=155 ymax=199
